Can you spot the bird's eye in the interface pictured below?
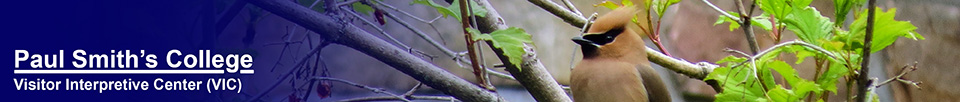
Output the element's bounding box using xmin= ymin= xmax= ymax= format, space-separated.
xmin=583 ymin=28 xmax=623 ymax=45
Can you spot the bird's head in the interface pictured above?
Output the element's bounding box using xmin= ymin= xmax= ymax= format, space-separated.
xmin=573 ymin=5 xmax=648 ymax=59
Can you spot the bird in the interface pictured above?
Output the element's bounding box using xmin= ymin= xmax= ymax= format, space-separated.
xmin=569 ymin=4 xmax=671 ymax=102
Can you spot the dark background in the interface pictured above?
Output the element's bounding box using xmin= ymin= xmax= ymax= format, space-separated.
xmin=2 ymin=0 xmax=243 ymax=101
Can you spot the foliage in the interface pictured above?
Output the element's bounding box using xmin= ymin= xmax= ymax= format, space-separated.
xmin=847 ymin=8 xmax=925 ymax=53
xmin=706 ymin=0 xmax=923 ymax=101
xmin=467 ymin=27 xmax=534 ymax=71
xmin=412 ymin=0 xmax=533 ymax=72
xmin=401 ymin=0 xmax=924 ymax=101
xmin=652 ymin=0 xmax=682 ymax=18
xmin=714 ymin=12 xmax=776 ymax=31
xmin=833 ymin=0 xmax=865 ymax=24
xmin=783 ymin=7 xmax=834 ymax=46
xmin=411 ymin=0 xmax=487 ymax=21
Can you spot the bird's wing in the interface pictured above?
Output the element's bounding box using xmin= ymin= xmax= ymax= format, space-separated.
xmin=637 ymin=64 xmax=672 ymax=102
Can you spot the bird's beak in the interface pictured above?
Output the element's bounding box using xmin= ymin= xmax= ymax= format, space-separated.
xmin=572 ymin=37 xmax=598 ymax=47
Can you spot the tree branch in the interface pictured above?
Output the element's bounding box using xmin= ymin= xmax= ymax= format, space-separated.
xmin=734 ymin=0 xmax=760 ymax=54
xmin=468 ymin=0 xmax=572 ymax=101
xmin=876 ymin=62 xmax=920 ymax=88
xmin=647 ymin=47 xmax=718 ymax=80
xmin=559 ymin=0 xmax=583 ymax=17
xmin=339 ymin=95 xmax=460 ymax=102
xmin=525 ymin=0 xmax=587 ymax=28
xmin=730 ymin=40 xmax=842 ymax=69
xmin=456 ymin=0 xmax=491 ymax=90
xmin=312 ymin=77 xmax=412 ymax=102
xmin=366 ymin=0 xmax=518 ymax=82
xmin=856 ymin=0 xmax=877 ymax=101
xmin=701 ymin=0 xmax=741 ymax=22
xmin=243 ymin=0 xmax=504 ymax=101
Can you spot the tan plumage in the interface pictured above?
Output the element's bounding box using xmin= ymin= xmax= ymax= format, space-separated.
xmin=570 ymin=4 xmax=670 ymax=102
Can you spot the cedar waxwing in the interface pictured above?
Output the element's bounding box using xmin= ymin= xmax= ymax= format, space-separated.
xmin=570 ymin=5 xmax=670 ymax=102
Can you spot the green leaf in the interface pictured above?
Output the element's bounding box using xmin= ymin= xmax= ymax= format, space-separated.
xmin=621 ymin=0 xmax=635 ymax=7
xmin=758 ymin=0 xmax=788 ymax=19
xmin=757 ymin=61 xmax=776 ymax=90
xmin=653 ymin=0 xmax=682 ymax=18
xmin=709 ymin=56 xmax=769 ymax=102
xmin=710 ymin=66 xmax=768 ymax=102
xmin=793 ymin=48 xmax=816 ymax=64
xmin=793 ymin=80 xmax=823 ymax=97
xmin=643 ymin=0 xmax=653 ymax=9
xmin=767 ymin=86 xmax=799 ymax=102
xmin=715 ymin=56 xmax=748 ymax=66
xmin=833 ymin=0 xmax=865 ymax=25
xmin=792 ymin=0 xmax=813 ymax=8
xmin=595 ymin=1 xmax=620 ymax=10
xmin=466 ymin=28 xmax=490 ymax=41
xmin=752 ymin=15 xmax=774 ymax=31
xmin=817 ymin=61 xmax=849 ymax=93
xmin=714 ymin=13 xmax=775 ymax=31
xmin=767 ymin=61 xmax=822 ymax=100
xmin=849 ymin=8 xmax=924 ymax=53
xmin=784 ymin=7 xmax=834 ymax=45
xmin=470 ymin=27 xmax=533 ymax=70
xmin=767 ymin=61 xmax=801 ymax=87
xmin=594 ymin=0 xmax=639 ymax=10
xmin=352 ymin=2 xmax=374 ymax=15
xmin=412 ymin=0 xmax=487 ymax=21
xmin=714 ymin=12 xmax=741 ymax=31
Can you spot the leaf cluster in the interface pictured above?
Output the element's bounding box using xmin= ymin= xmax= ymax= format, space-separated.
xmin=707 ymin=0 xmax=923 ymax=101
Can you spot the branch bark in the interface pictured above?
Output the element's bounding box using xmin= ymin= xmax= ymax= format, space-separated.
xmin=247 ymin=0 xmax=724 ymax=101
xmin=468 ymin=0 xmax=572 ymax=102
xmin=243 ymin=0 xmax=504 ymax=101
xmin=525 ymin=0 xmax=587 ymax=28
xmin=856 ymin=0 xmax=877 ymax=101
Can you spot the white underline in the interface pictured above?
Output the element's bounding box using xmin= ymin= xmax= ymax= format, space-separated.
xmin=240 ymin=70 xmax=254 ymax=74
xmin=13 ymin=70 xmax=255 ymax=74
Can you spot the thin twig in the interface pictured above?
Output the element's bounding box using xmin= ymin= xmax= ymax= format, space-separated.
xmin=338 ymin=95 xmax=459 ymax=102
xmin=570 ymin=13 xmax=599 ymax=69
xmin=729 ymin=40 xmax=841 ymax=69
xmin=373 ymin=1 xmax=449 ymax=44
xmin=370 ymin=1 xmax=457 ymax=59
xmin=245 ymin=0 xmax=507 ymax=101
xmin=526 ymin=0 xmax=588 ymax=27
xmin=455 ymin=0 xmax=490 ymax=90
xmin=335 ymin=0 xmax=361 ymax=7
xmin=344 ymin=8 xmax=411 ymax=49
xmin=877 ymin=62 xmax=921 ymax=88
xmin=301 ymin=36 xmax=324 ymax=102
xmin=308 ymin=0 xmax=322 ymax=9
xmin=560 ymin=0 xmax=582 ymax=16
xmin=375 ymin=1 xmax=438 ymax=23
xmin=650 ymin=21 xmax=672 ymax=56
xmin=312 ymin=77 xmax=412 ymax=102
xmin=247 ymin=42 xmax=329 ymax=102
xmin=403 ymin=82 xmax=423 ymax=96
xmin=701 ymin=0 xmax=741 ymax=22
xmin=368 ymin=1 xmax=515 ymax=81
xmin=895 ymin=78 xmax=921 ymax=89
xmin=723 ymin=48 xmax=751 ymax=58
